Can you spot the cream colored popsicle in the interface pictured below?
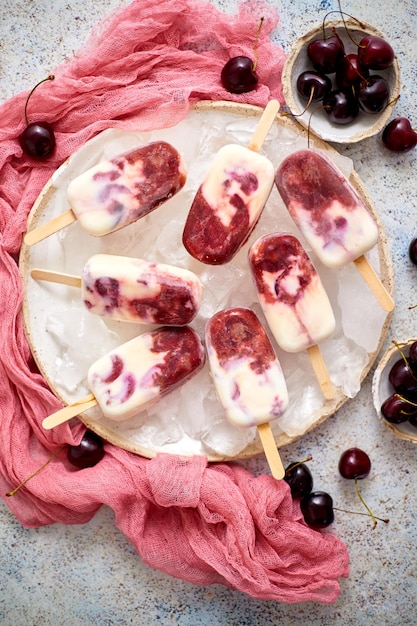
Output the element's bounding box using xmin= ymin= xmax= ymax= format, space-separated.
xmin=275 ymin=148 xmax=394 ymax=312
xmin=182 ymin=100 xmax=279 ymax=265
xmin=31 ymin=254 xmax=202 ymax=326
xmin=42 ymin=326 xmax=205 ymax=428
xmin=249 ymin=233 xmax=335 ymax=399
xmin=205 ymin=307 xmax=289 ymax=479
xmin=24 ymin=141 xmax=187 ymax=245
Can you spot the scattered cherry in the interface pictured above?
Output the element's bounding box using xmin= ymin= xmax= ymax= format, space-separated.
xmin=338 ymin=448 xmax=386 ymax=529
xmin=67 ymin=430 xmax=105 ymax=469
xmin=338 ymin=447 xmax=371 ymax=479
xmin=220 ymin=17 xmax=263 ymax=94
xmin=221 ymin=56 xmax=258 ymax=94
xmin=382 ymin=118 xmax=417 ymax=152
xmin=300 ymin=491 xmax=334 ymax=529
xmin=284 ymin=458 xmax=313 ymax=497
xmin=18 ymin=75 xmax=56 ymax=160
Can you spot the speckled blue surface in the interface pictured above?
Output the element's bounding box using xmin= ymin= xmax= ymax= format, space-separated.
xmin=1 ymin=0 xmax=417 ymax=624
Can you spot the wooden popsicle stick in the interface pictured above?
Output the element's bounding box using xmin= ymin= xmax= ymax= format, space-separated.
xmin=42 ymin=393 xmax=97 ymax=429
xmin=24 ymin=208 xmax=77 ymax=247
xmin=247 ymin=99 xmax=280 ymax=153
xmin=306 ymin=344 xmax=334 ymax=400
xmin=31 ymin=268 xmax=82 ymax=288
xmin=257 ymin=422 xmax=285 ymax=480
xmin=354 ymin=254 xmax=394 ymax=312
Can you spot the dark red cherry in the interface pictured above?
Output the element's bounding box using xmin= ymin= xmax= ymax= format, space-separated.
xmin=388 ymin=358 xmax=417 ymax=395
xmin=307 ymin=35 xmax=345 ymax=74
xmin=19 ymin=122 xmax=56 ymax=159
xmin=338 ymin=448 xmax=371 ymax=480
xmin=18 ymin=75 xmax=56 ymax=160
xmin=381 ymin=394 xmax=416 ymax=424
xmin=300 ymin=491 xmax=334 ymax=529
xmin=356 ymin=75 xmax=389 ymax=114
xmin=284 ymin=461 xmax=313 ymax=497
xmin=382 ymin=118 xmax=417 ymax=152
xmin=323 ymin=89 xmax=359 ymax=125
xmin=67 ymin=430 xmax=105 ymax=469
xmin=221 ymin=56 xmax=258 ymax=94
xmin=357 ymin=35 xmax=394 ymax=70
xmin=296 ymin=70 xmax=332 ymax=101
xmin=336 ymin=53 xmax=369 ymax=89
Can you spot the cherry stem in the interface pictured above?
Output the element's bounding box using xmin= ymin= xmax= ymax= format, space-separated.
xmin=354 ymin=477 xmax=378 ymax=529
xmin=24 ymin=74 xmax=55 ymax=126
xmin=6 ymin=446 xmax=64 ymax=497
xmin=252 ymin=17 xmax=264 ymax=72
xmin=394 ymin=393 xmax=417 ymax=413
xmin=306 ymin=102 xmax=328 ymax=148
xmin=284 ymin=455 xmax=313 ymax=477
xmin=334 ymin=506 xmax=389 ymax=525
xmin=333 ymin=1 xmax=365 ymax=48
xmin=281 ymin=88 xmax=316 ymax=122
xmin=322 ymin=5 xmax=365 ymax=42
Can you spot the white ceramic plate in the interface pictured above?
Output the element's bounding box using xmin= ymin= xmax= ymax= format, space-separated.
xmin=372 ymin=339 xmax=417 ymax=443
xmin=20 ymin=101 xmax=394 ymax=460
xmin=282 ymin=19 xmax=401 ymax=144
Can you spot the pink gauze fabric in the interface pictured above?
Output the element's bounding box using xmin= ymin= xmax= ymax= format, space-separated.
xmin=0 ymin=0 xmax=349 ymax=604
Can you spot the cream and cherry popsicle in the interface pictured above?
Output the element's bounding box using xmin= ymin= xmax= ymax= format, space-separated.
xmin=182 ymin=100 xmax=279 ymax=265
xmin=205 ymin=307 xmax=289 ymax=479
xmin=24 ymin=141 xmax=187 ymax=246
xmin=249 ymin=233 xmax=336 ymax=400
xmin=42 ymin=326 xmax=205 ymax=429
xmin=31 ymin=254 xmax=202 ymax=326
xmin=275 ymin=148 xmax=394 ymax=312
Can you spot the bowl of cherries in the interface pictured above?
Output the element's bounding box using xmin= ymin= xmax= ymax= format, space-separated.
xmin=282 ymin=17 xmax=400 ymax=143
xmin=372 ymin=339 xmax=417 ymax=443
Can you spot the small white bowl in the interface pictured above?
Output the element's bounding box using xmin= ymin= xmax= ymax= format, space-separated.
xmin=372 ymin=339 xmax=417 ymax=443
xmin=282 ymin=18 xmax=401 ymax=144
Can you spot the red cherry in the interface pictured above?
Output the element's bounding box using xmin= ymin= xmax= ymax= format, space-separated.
xmin=18 ymin=75 xmax=56 ymax=160
xmin=221 ymin=56 xmax=258 ymax=94
xmin=19 ymin=122 xmax=56 ymax=159
xmin=382 ymin=117 xmax=417 ymax=152
xmin=338 ymin=448 xmax=371 ymax=480
xmin=356 ymin=75 xmax=390 ymax=114
xmin=336 ymin=53 xmax=369 ymax=89
xmin=67 ymin=430 xmax=105 ymax=469
xmin=357 ymin=35 xmax=394 ymax=70
xmin=307 ymin=35 xmax=345 ymax=74
xmin=323 ymin=89 xmax=359 ymax=125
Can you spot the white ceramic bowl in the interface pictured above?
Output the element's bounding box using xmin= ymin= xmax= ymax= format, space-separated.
xmin=282 ymin=18 xmax=401 ymax=144
xmin=372 ymin=339 xmax=417 ymax=443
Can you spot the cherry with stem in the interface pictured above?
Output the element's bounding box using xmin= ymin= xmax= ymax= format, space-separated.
xmin=338 ymin=448 xmax=388 ymax=529
xmin=19 ymin=75 xmax=56 ymax=160
xmin=221 ymin=17 xmax=264 ymax=94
